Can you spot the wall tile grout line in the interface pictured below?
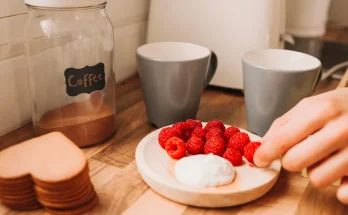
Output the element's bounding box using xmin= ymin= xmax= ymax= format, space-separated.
xmin=0 ymin=12 xmax=27 ymax=19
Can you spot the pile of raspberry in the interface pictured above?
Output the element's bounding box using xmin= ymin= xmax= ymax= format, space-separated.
xmin=158 ymin=119 xmax=261 ymax=166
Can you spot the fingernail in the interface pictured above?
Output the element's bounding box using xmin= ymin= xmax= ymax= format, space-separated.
xmin=337 ymin=183 xmax=348 ymax=204
xmin=254 ymin=154 xmax=268 ymax=168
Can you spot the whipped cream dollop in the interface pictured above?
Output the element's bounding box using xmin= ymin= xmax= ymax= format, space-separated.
xmin=174 ymin=153 xmax=236 ymax=188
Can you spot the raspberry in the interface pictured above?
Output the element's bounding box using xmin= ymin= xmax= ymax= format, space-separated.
xmin=186 ymin=119 xmax=203 ymax=131
xmin=206 ymin=128 xmax=224 ymax=141
xmin=227 ymin=132 xmax=250 ymax=154
xmin=165 ymin=137 xmax=186 ymax=159
xmin=244 ymin=141 xmax=262 ymax=164
xmin=204 ymin=120 xmax=225 ymax=133
xmin=204 ymin=137 xmax=226 ymax=156
xmin=172 ymin=122 xmax=190 ymax=141
xmin=224 ymin=126 xmax=240 ymax=141
xmin=186 ymin=136 xmax=205 ymax=155
xmin=158 ymin=127 xmax=178 ymax=149
xmin=223 ymin=148 xmax=243 ymax=166
xmin=191 ymin=127 xmax=206 ymax=140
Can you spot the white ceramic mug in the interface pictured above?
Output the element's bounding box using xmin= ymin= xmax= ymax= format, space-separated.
xmin=328 ymin=0 xmax=348 ymax=27
xmin=286 ymin=0 xmax=332 ymax=37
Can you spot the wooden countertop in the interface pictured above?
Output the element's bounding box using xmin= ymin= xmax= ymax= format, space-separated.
xmin=0 ymin=74 xmax=347 ymax=215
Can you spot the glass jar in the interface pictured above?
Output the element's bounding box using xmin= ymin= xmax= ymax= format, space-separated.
xmin=24 ymin=0 xmax=116 ymax=147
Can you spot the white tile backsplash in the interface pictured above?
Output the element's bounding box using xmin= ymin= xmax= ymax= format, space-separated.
xmin=106 ymin=0 xmax=149 ymax=28
xmin=0 ymin=56 xmax=31 ymax=136
xmin=0 ymin=14 xmax=27 ymax=45
xmin=0 ymin=0 xmax=27 ymax=17
xmin=0 ymin=0 xmax=149 ymax=136
xmin=114 ymin=21 xmax=147 ymax=82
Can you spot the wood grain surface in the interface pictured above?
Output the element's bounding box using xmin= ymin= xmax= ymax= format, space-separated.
xmin=0 ymin=73 xmax=346 ymax=215
xmin=1 ymin=29 xmax=348 ymax=215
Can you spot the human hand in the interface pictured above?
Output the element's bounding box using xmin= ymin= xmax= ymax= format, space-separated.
xmin=254 ymin=88 xmax=348 ymax=204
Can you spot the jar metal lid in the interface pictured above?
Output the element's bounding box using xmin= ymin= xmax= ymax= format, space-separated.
xmin=24 ymin=0 xmax=107 ymax=8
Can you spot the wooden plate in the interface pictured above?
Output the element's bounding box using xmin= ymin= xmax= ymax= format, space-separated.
xmin=135 ymin=123 xmax=281 ymax=208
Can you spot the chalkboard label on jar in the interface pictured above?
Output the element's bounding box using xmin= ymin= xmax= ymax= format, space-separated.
xmin=64 ymin=63 xmax=106 ymax=97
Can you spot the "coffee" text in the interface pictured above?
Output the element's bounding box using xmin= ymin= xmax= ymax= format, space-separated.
xmin=67 ymin=74 xmax=104 ymax=88
xmin=64 ymin=63 xmax=106 ymax=97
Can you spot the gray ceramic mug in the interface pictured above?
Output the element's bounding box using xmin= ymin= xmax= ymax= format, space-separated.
xmin=242 ymin=49 xmax=321 ymax=136
xmin=136 ymin=42 xmax=217 ymax=127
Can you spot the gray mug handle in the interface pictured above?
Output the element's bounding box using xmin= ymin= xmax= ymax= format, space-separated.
xmin=204 ymin=51 xmax=218 ymax=88
xmin=312 ymin=67 xmax=322 ymax=94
